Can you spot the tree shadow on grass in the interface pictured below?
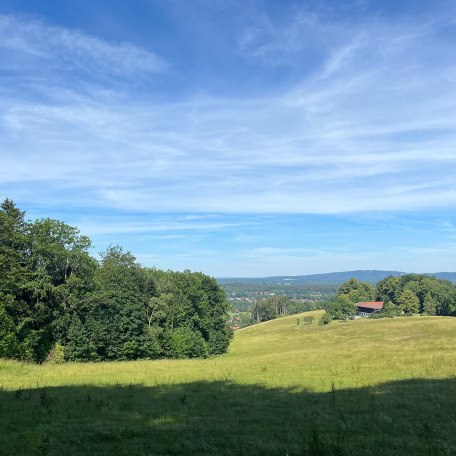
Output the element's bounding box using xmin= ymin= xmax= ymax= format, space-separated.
xmin=0 ymin=377 xmax=455 ymax=456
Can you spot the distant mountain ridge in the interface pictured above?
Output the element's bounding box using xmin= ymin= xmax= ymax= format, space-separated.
xmin=217 ymin=270 xmax=456 ymax=285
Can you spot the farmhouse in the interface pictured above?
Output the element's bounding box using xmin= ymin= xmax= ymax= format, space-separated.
xmin=355 ymin=301 xmax=384 ymax=317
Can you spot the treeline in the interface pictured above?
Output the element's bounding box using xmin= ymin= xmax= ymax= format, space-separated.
xmin=0 ymin=199 xmax=232 ymax=363
xmin=242 ymin=274 xmax=456 ymax=327
xmin=324 ymin=276 xmax=456 ymax=321
xmin=249 ymin=296 xmax=322 ymax=324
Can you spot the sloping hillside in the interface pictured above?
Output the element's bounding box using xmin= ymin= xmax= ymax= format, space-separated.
xmin=227 ymin=312 xmax=456 ymax=389
xmin=2 ymin=312 xmax=455 ymax=390
xmin=0 ymin=314 xmax=455 ymax=455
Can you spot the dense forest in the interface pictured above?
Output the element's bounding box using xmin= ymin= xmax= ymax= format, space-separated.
xmin=324 ymin=276 xmax=456 ymax=321
xmin=0 ymin=199 xmax=232 ymax=363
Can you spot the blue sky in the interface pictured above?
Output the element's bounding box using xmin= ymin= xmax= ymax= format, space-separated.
xmin=1 ymin=0 xmax=456 ymax=277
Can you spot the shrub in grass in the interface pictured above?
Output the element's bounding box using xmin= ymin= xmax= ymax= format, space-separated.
xmin=170 ymin=327 xmax=208 ymax=358
xmin=381 ymin=301 xmax=402 ymax=317
xmin=122 ymin=341 xmax=141 ymax=359
xmin=207 ymin=325 xmax=233 ymax=355
xmin=319 ymin=312 xmax=332 ymax=325
xmin=142 ymin=326 xmax=165 ymax=358
xmin=46 ymin=343 xmax=65 ymax=364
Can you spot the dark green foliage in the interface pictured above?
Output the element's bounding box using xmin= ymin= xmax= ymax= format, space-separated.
xmin=170 ymin=327 xmax=208 ymax=358
xmin=397 ymin=290 xmax=420 ymax=315
xmin=64 ymin=259 xmax=232 ymax=361
xmin=0 ymin=201 xmax=98 ymax=362
xmin=142 ymin=325 xmax=165 ymax=358
xmin=65 ymin=316 xmax=95 ymax=361
xmin=0 ymin=199 xmax=28 ymax=303
xmin=70 ymin=246 xmax=150 ymax=361
xmin=376 ymin=274 xmax=456 ymax=317
xmin=0 ymin=302 xmax=18 ymax=358
xmin=233 ymin=294 xmax=323 ymax=328
xmin=337 ymin=278 xmax=375 ymax=303
xmin=287 ymin=299 xmax=322 ymax=315
xmin=143 ymin=269 xmax=232 ymax=359
xmin=207 ymin=324 xmax=232 ymax=354
xmin=0 ymin=199 xmax=232 ymax=362
xmin=376 ymin=276 xmax=401 ymax=304
xmin=250 ymin=295 xmax=292 ymax=323
xmin=381 ymin=301 xmax=402 ymax=317
xmin=422 ymin=292 xmax=437 ymax=315
xmin=333 ymin=274 xmax=456 ymax=319
xmin=251 ymin=296 xmax=283 ymax=322
xmin=326 ymin=295 xmax=357 ymax=321
xmin=319 ymin=312 xmax=332 ymax=325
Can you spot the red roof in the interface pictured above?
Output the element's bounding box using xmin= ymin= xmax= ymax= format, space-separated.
xmin=355 ymin=301 xmax=384 ymax=310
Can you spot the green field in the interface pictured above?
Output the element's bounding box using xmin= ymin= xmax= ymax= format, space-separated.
xmin=1 ymin=312 xmax=455 ymax=455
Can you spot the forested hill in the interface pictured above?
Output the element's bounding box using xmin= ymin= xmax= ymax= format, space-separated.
xmin=218 ymin=270 xmax=456 ymax=285
xmin=0 ymin=199 xmax=232 ymax=363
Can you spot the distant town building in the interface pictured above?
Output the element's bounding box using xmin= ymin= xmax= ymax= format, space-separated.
xmin=355 ymin=301 xmax=384 ymax=317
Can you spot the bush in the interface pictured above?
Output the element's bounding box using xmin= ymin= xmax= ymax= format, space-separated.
xmin=170 ymin=327 xmax=208 ymax=358
xmin=65 ymin=316 xmax=99 ymax=361
xmin=46 ymin=343 xmax=65 ymax=363
xmin=319 ymin=313 xmax=331 ymax=326
xmin=122 ymin=341 xmax=140 ymax=359
xmin=142 ymin=325 xmax=164 ymax=358
xmin=207 ymin=325 xmax=233 ymax=355
xmin=382 ymin=301 xmax=402 ymax=318
xmin=327 ymin=295 xmax=357 ymax=320
xmin=17 ymin=330 xmax=47 ymax=362
xmin=0 ymin=333 xmax=18 ymax=359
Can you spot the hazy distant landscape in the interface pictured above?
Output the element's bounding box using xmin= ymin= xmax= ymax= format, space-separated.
xmin=219 ymin=269 xmax=456 ymax=310
xmin=218 ymin=270 xmax=456 ymax=285
xmin=220 ymin=270 xmax=456 ymax=328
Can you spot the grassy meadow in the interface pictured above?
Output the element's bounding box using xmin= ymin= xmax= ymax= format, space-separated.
xmin=1 ymin=311 xmax=455 ymax=455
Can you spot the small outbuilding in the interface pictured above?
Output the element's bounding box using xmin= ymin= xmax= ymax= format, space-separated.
xmin=355 ymin=301 xmax=384 ymax=317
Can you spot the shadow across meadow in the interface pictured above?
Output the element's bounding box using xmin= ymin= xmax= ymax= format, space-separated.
xmin=0 ymin=377 xmax=455 ymax=456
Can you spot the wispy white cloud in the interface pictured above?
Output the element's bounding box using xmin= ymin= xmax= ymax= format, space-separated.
xmin=76 ymin=217 xmax=252 ymax=236
xmin=1 ymin=9 xmax=456 ymax=216
xmin=0 ymin=14 xmax=166 ymax=76
xmin=237 ymin=8 xmax=345 ymax=67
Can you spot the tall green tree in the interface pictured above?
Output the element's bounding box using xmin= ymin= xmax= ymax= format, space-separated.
xmin=422 ymin=291 xmax=437 ymax=315
xmin=376 ymin=276 xmax=401 ymax=303
xmin=0 ymin=200 xmax=234 ymax=362
xmin=337 ymin=278 xmax=375 ymax=303
xmin=66 ymin=246 xmax=149 ymax=361
xmin=397 ymin=290 xmax=420 ymax=315
xmin=0 ymin=199 xmax=28 ymax=330
xmin=327 ymin=295 xmax=357 ymax=320
xmin=251 ymin=300 xmax=272 ymax=323
xmin=0 ymin=302 xmax=18 ymax=358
